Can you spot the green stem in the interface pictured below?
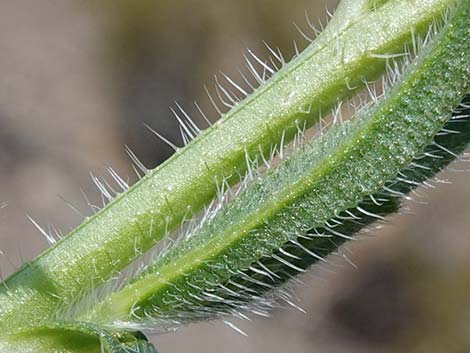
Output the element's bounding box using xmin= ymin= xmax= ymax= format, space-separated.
xmin=87 ymin=1 xmax=469 ymax=325
xmin=0 ymin=0 xmax=455 ymax=331
xmin=0 ymin=322 xmax=156 ymax=353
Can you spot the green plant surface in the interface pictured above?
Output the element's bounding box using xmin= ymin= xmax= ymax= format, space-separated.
xmin=206 ymin=94 xmax=470 ymax=315
xmin=0 ymin=0 xmax=455 ymax=334
xmin=84 ymin=1 xmax=469 ymax=327
xmin=0 ymin=322 xmax=156 ymax=353
xmin=0 ymin=0 xmax=468 ymax=352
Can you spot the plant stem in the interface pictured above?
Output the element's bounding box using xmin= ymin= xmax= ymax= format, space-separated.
xmin=87 ymin=1 xmax=469 ymax=326
xmin=0 ymin=0 xmax=456 ymax=331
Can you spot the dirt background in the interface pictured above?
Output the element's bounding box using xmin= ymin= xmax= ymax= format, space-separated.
xmin=1 ymin=1 xmax=470 ymax=352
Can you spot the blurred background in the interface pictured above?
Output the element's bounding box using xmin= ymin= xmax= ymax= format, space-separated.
xmin=1 ymin=1 xmax=470 ymax=352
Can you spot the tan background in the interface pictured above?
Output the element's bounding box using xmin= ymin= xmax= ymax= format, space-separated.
xmin=1 ymin=1 xmax=469 ymax=352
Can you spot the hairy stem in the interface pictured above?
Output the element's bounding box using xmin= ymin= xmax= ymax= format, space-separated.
xmin=0 ymin=0 xmax=456 ymax=332
xmin=86 ymin=1 xmax=469 ymax=326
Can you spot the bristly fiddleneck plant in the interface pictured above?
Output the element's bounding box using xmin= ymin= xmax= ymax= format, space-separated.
xmin=0 ymin=0 xmax=468 ymax=351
